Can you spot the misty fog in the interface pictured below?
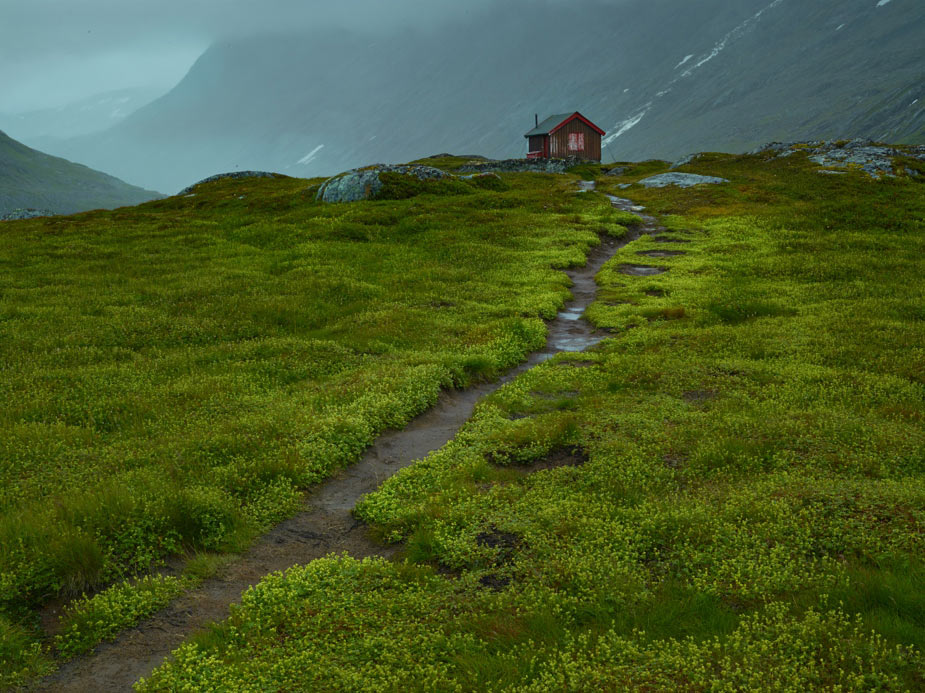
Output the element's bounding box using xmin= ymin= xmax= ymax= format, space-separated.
xmin=2 ymin=0 xmax=923 ymax=193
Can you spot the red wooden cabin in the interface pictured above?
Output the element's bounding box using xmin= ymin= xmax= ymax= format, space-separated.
xmin=524 ymin=112 xmax=605 ymax=161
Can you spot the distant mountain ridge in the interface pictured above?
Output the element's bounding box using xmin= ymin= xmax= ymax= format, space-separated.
xmin=38 ymin=0 xmax=925 ymax=192
xmin=0 ymin=87 xmax=165 ymax=143
xmin=0 ymin=130 xmax=162 ymax=216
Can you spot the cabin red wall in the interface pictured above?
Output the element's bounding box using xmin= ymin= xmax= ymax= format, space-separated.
xmin=548 ymin=119 xmax=601 ymax=161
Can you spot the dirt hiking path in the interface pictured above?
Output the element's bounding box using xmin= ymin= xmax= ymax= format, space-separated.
xmin=36 ymin=188 xmax=661 ymax=692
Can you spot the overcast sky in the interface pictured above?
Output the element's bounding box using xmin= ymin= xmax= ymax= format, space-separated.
xmin=0 ymin=0 xmax=502 ymax=112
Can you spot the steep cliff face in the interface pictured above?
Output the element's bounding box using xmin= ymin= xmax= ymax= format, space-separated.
xmin=39 ymin=0 xmax=924 ymax=192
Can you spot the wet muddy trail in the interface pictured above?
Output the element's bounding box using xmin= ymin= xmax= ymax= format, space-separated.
xmin=37 ymin=187 xmax=659 ymax=692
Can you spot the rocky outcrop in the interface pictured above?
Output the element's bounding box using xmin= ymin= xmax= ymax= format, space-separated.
xmin=637 ymin=173 xmax=729 ymax=188
xmin=458 ymin=157 xmax=583 ymax=174
xmin=670 ymin=153 xmax=700 ymax=169
xmin=808 ymin=142 xmax=899 ymax=179
xmin=0 ymin=208 xmax=55 ymax=221
xmin=315 ymin=164 xmax=453 ymax=203
xmin=178 ymin=171 xmax=282 ymax=195
xmin=460 ymin=172 xmax=504 ymax=184
xmin=750 ymin=139 xmax=925 ymax=179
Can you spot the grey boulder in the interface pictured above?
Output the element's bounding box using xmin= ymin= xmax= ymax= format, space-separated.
xmin=637 ymin=173 xmax=729 ymax=188
xmin=316 ymin=164 xmax=452 ymax=203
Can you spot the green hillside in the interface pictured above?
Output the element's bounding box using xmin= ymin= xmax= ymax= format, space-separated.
xmin=0 ymin=166 xmax=617 ymax=687
xmin=2 ymin=149 xmax=924 ymax=690
xmin=0 ymin=130 xmax=160 ymax=216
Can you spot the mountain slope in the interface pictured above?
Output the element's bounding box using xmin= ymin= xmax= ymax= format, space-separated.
xmin=0 ymin=130 xmax=161 ymax=216
xmin=0 ymin=87 xmax=164 ymax=143
xmin=43 ymin=0 xmax=924 ymax=192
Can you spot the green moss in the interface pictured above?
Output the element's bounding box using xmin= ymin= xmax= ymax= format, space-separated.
xmin=55 ymin=575 xmax=192 ymax=658
xmin=7 ymin=147 xmax=925 ymax=690
xmin=0 ymin=166 xmax=614 ymax=684
xmin=373 ymin=172 xmax=474 ymax=200
xmin=0 ymin=615 xmax=52 ymax=689
xmin=139 ymin=148 xmax=925 ymax=691
xmin=466 ymin=174 xmax=511 ymax=192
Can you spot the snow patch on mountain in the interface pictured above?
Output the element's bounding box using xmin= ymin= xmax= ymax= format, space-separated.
xmin=297 ymin=145 xmax=325 ymax=165
xmin=603 ymin=106 xmax=651 ymax=146
xmin=606 ymin=1 xmax=787 ymax=155
xmin=681 ymin=0 xmax=784 ymax=78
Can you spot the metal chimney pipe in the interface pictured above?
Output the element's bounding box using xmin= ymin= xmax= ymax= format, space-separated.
xmin=535 ymin=114 xmax=539 ymax=127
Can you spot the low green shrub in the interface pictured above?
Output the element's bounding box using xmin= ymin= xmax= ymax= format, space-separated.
xmin=0 ymin=615 xmax=51 ymax=689
xmin=374 ymin=172 xmax=474 ymax=200
xmin=55 ymin=575 xmax=191 ymax=658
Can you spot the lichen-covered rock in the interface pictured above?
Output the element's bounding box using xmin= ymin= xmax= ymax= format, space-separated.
xmin=637 ymin=173 xmax=729 ymax=188
xmin=749 ymin=139 xmax=924 ymax=179
xmin=808 ymin=142 xmax=898 ymax=178
xmin=178 ymin=171 xmax=281 ymax=195
xmin=316 ymin=165 xmax=453 ymax=203
xmin=0 ymin=208 xmax=55 ymax=221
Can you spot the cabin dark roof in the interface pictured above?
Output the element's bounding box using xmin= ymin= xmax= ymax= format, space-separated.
xmin=524 ymin=113 xmax=575 ymax=137
xmin=524 ymin=111 xmax=606 ymax=138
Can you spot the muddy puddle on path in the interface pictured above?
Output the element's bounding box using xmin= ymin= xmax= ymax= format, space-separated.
xmin=38 ymin=186 xmax=658 ymax=693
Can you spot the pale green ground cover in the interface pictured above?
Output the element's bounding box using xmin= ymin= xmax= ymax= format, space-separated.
xmin=54 ymin=575 xmax=191 ymax=658
xmin=139 ymin=151 xmax=924 ymax=690
xmin=0 ymin=167 xmax=620 ymax=685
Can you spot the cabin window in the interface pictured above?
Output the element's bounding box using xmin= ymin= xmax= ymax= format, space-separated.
xmin=568 ymin=132 xmax=585 ymax=151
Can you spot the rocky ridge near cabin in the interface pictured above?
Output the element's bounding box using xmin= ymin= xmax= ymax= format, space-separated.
xmin=637 ymin=173 xmax=729 ymax=188
xmin=315 ymin=164 xmax=453 ymax=203
xmin=458 ymin=157 xmax=583 ymax=174
xmin=751 ymin=139 xmax=925 ymax=178
xmin=0 ymin=208 xmax=55 ymax=221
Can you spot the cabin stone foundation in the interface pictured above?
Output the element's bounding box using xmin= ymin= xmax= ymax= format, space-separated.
xmin=459 ymin=156 xmax=583 ymax=174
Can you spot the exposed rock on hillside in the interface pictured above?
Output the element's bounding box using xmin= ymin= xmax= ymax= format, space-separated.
xmin=460 ymin=172 xmax=504 ymax=184
xmin=637 ymin=173 xmax=729 ymax=188
xmin=459 ymin=157 xmax=582 ymax=174
xmin=316 ymin=165 xmax=453 ymax=203
xmin=178 ymin=171 xmax=282 ymax=195
xmin=752 ymin=139 xmax=925 ymax=178
xmin=809 ymin=143 xmax=899 ymax=178
xmin=0 ymin=208 xmax=55 ymax=221
xmin=670 ymin=154 xmax=705 ymax=169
